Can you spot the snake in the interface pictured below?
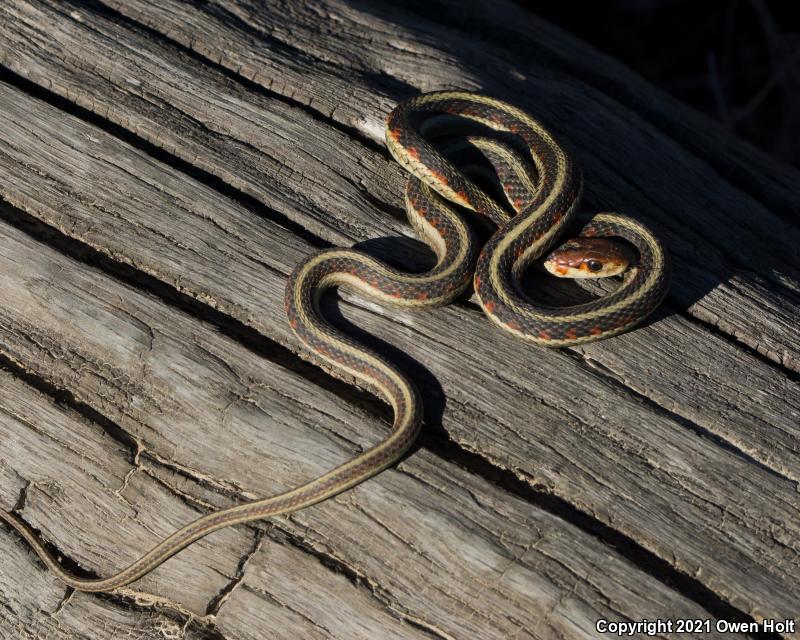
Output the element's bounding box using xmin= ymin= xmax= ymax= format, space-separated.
xmin=0 ymin=91 xmax=669 ymax=592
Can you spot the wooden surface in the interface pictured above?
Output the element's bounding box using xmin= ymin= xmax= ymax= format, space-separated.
xmin=0 ymin=0 xmax=798 ymax=638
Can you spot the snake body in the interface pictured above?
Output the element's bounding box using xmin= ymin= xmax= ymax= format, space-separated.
xmin=1 ymin=91 xmax=669 ymax=591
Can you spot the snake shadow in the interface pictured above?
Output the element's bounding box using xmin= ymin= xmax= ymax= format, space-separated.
xmin=322 ymin=224 xmax=674 ymax=451
xmin=346 ymin=0 xmax=800 ymax=318
xmin=317 ymin=235 xmax=452 ymax=452
xmin=359 ymin=219 xmax=670 ymax=337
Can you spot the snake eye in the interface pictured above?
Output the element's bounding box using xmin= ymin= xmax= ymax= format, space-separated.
xmin=587 ymin=259 xmax=603 ymax=273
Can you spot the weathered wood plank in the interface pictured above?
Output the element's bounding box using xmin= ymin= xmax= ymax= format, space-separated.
xmin=391 ymin=0 xmax=800 ymax=223
xmin=0 ymin=372 xmax=254 ymax=614
xmin=96 ymin=0 xmax=800 ymax=367
xmin=0 ymin=0 xmax=796 ymax=484
xmin=0 ymin=72 xmax=798 ymax=632
xmin=0 ymin=0 xmax=798 ymax=635
xmin=0 ymin=376 xmax=431 ymax=639
xmin=0 ymin=530 xmax=214 ymax=640
xmin=0 ymin=221 xmax=725 ymax=638
xmin=0 ymin=0 xmax=399 ymax=247
xmin=2 ymin=0 xmax=799 ymax=375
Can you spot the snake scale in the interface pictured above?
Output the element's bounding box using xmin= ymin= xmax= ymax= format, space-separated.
xmin=0 ymin=91 xmax=669 ymax=591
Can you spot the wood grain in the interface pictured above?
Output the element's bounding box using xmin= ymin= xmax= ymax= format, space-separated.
xmin=0 ymin=221 xmax=726 ymax=638
xmin=0 ymin=0 xmax=798 ymax=637
xmin=0 ymin=0 xmax=796 ymax=479
xmin=0 ymin=532 xmax=214 ymax=640
xmin=98 ymin=0 xmax=800 ymax=367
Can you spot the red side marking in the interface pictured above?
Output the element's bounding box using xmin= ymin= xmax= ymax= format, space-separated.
xmin=514 ymin=245 xmax=524 ymax=258
xmin=407 ymin=146 xmax=421 ymax=160
xmin=535 ymin=232 xmax=543 ymax=240
xmin=583 ymin=227 xmax=598 ymax=238
xmin=290 ymin=318 xmax=298 ymax=329
xmin=485 ymin=301 xmax=496 ymax=313
xmin=514 ymin=197 xmax=525 ymax=210
xmin=456 ymin=190 xmax=472 ymax=206
xmin=430 ymin=168 xmax=448 ymax=186
xmin=389 ymin=128 xmax=402 ymax=142
xmin=590 ymin=326 xmax=603 ymax=336
xmin=509 ymin=123 xmax=521 ymax=134
xmin=565 ymin=327 xmax=578 ymax=340
xmin=506 ymin=320 xmax=522 ymax=331
xmin=553 ymin=210 xmax=563 ymax=222
xmin=474 ymin=275 xmax=481 ymax=288
xmin=538 ymin=330 xmax=552 ymax=341
xmin=418 ymin=291 xmax=429 ymax=300
xmin=392 ymin=291 xmax=403 ymax=298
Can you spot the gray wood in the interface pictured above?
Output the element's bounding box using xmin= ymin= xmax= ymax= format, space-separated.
xmin=2 ymin=0 xmax=799 ymax=374
xmin=0 ymin=73 xmax=794 ymax=635
xmin=0 ymin=531 xmax=213 ymax=640
xmin=96 ymin=0 xmax=800 ymax=367
xmin=0 ymin=0 xmax=796 ymax=480
xmin=0 ymin=0 xmax=797 ymax=637
xmin=0 ymin=222 xmax=724 ymax=638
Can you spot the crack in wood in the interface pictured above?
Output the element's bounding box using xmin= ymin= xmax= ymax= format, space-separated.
xmin=81 ymin=0 xmax=392 ymax=156
xmin=424 ymin=432 xmax=783 ymax=639
xmin=674 ymin=306 xmax=800 ymax=381
xmin=0 ymin=64 xmax=331 ymax=252
xmin=12 ymin=480 xmax=31 ymax=514
xmin=205 ymin=529 xmax=265 ymax=616
xmin=0 ymin=2 xmax=798 ymax=635
xmin=50 ymin=587 xmax=75 ymax=618
xmin=0 ymin=197 xmax=794 ymax=633
xmin=562 ymin=349 xmax=799 ymax=485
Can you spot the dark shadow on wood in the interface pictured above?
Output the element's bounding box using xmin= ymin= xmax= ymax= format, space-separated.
xmin=316 ymin=288 xmax=447 ymax=459
xmin=0 ymin=65 xmax=331 ymax=251
xmin=0 ymin=0 xmax=796 ymax=634
xmin=342 ymin=0 xmax=800 ymax=311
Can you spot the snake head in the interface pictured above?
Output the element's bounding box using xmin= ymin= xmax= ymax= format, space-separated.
xmin=543 ymin=238 xmax=632 ymax=279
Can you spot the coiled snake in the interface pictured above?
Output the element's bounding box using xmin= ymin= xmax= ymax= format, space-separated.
xmin=1 ymin=91 xmax=669 ymax=591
